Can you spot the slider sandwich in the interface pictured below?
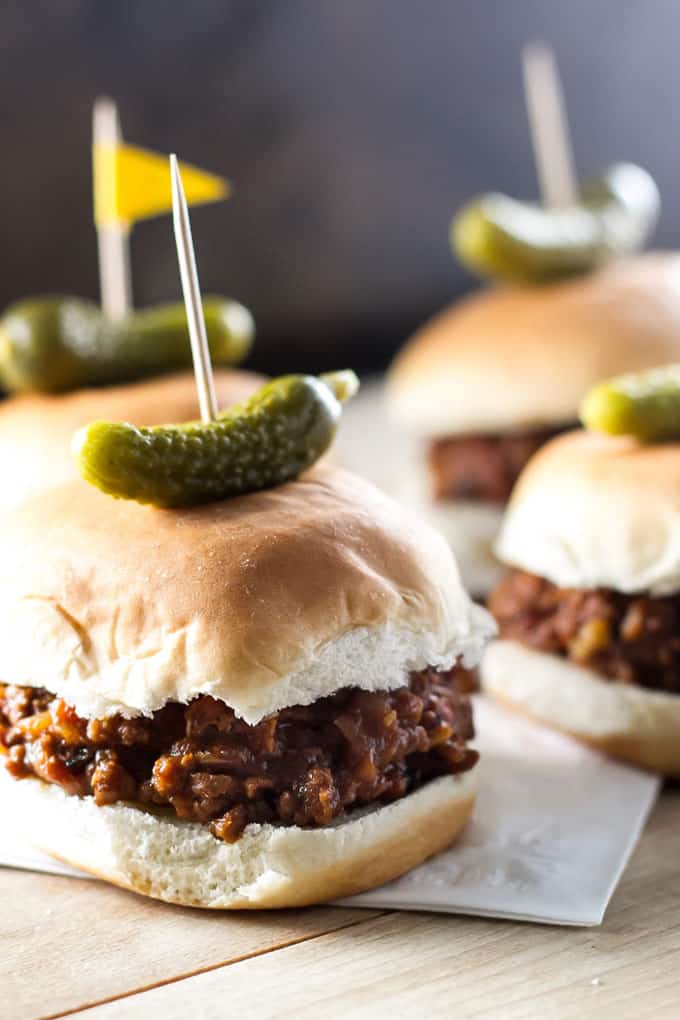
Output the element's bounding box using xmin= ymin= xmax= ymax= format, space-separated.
xmin=387 ymin=177 xmax=675 ymax=595
xmin=483 ymin=411 xmax=680 ymax=774
xmin=0 ymin=372 xmax=494 ymax=908
xmin=385 ymin=114 xmax=676 ymax=595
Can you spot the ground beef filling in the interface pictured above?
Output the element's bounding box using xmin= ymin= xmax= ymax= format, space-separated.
xmin=489 ymin=568 xmax=680 ymax=693
xmin=428 ymin=428 xmax=565 ymax=504
xmin=0 ymin=665 xmax=478 ymax=843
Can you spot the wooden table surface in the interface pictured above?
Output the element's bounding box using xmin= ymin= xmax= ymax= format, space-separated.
xmin=3 ymin=787 xmax=678 ymax=1020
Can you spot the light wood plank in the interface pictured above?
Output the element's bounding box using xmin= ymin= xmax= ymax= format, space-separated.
xmin=71 ymin=791 xmax=680 ymax=1020
xmin=1 ymin=868 xmax=380 ymax=1020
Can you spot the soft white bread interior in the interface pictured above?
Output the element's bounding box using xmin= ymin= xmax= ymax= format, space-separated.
xmin=0 ymin=369 xmax=263 ymax=512
xmin=481 ymin=640 xmax=680 ymax=775
xmin=0 ymin=465 xmax=494 ymax=723
xmin=0 ymin=766 xmax=477 ymax=908
xmin=496 ymin=430 xmax=680 ymax=596
xmin=387 ymin=253 xmax=680 ymax=436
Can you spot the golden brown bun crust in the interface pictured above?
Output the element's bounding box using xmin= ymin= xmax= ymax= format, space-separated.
xmin=482 ymin=641 xmax=680 ymax=775
xmin=387 ymin=253 xmax=680 ymax=435
xmin=0 ymin=768 xmax=477 ymax=908
xmin=0 ymin=465 xmax=494 ymax=723
xmin=497 ymin=430 xmax=680 ymax=595
xmin=0 ymin=370 xmax=264 ymax=512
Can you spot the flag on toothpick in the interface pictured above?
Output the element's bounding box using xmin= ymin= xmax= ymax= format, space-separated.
xmin=94 ymin=142 xmax=230 ymax=228
xmin=92 ymin=96 xmax=230 ymax=321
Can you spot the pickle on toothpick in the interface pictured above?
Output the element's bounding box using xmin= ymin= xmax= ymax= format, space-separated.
xmin=580 ymin=365 xmax=680 ymax=442
xmin=452 ymin=163 xmax=660 ymax=283
xmin=0 ymin=295 xmax=254 ymax=393
xmin=73 ymin=371 xmax=360 ymax=507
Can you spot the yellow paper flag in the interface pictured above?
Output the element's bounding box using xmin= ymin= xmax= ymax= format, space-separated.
xmin=93 ymin=142 xmax=229 ymax=228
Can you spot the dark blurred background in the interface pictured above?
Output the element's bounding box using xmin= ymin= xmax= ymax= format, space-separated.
xmin=3 ymin=0 xmax=679 ymax=373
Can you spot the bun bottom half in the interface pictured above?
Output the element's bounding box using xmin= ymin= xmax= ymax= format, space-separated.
xmin=482 ymin=640 xmax=680 ymax=775
xmin=1 ymin=767 xmax=477 ymax=909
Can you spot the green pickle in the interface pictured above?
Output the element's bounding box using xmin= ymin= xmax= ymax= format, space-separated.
xmin=0 ymin=295 xmax=254 ymax=393
xmin=580 ymin=365 xmax=680 ymax=443
xmin=452 ymin=163 xmax=660 ymax=283
xmin=73 ymin=371 xmax=360 ymax=507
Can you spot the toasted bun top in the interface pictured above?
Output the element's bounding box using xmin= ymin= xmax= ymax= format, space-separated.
xmin=387 ymin=253 xmax=680 ymax=436
xmin=0 ymin=466 xmax=494 ymax=723
xmin=0 ymin=370 xmax=263 ymax=513
xmin=496 ymin=430 xmax=680 ymax=595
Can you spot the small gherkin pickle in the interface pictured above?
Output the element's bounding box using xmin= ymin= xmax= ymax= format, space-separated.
xmin=72 ymin=371 xmax=360 ymax=507
xmin=0 ymin=295 xmax=254 ymax=393
xmin=580 ymin=365 xmax=680 ymax=443
xmin=452 ymin=163 xmax=660 ymax=283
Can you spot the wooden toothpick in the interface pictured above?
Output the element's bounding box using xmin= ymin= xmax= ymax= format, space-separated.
xmin=522 ymin=42 xmax=577 ymax=208
xmin=170 ymin=153 xmax=218 ymax=423
xmin=93 ymin=97 xmax=133 ymax=319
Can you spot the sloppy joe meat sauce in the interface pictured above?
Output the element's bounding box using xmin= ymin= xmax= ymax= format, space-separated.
xmin=428 ymin=428 xmax=565 ymax=504
xmin=0 ymin=664 xmax=477 ymax=843
xmin=489 ymin=568 xmax=680 ymax=693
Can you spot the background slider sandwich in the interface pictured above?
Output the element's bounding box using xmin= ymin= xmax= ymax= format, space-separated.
xmin=483 ymin=410 xmax=680 ymax=774
xmin=386 ymin=253 xmax=680 ymax=595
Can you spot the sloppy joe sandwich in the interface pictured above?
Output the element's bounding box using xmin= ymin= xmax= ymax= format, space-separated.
xmin=0 ymin=369 xmax=262 ymax=512
xmin=386 ymin=253 xmax=680 ymax=595
xmin=482 ymin=429 xmax=680 ymax=774
xmin=0 ymin=465 xmax=494 ymax=908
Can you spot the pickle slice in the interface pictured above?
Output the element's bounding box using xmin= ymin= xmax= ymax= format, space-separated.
xmin=0 ymin=295 xmax=254 ymax=393
xmin=580 ymin=365 xmax=680 ymax=442
xmin=452 ymin=163 xmax=660 ymax=283
xmin=73 ymin=371 xmax=359 ymax=507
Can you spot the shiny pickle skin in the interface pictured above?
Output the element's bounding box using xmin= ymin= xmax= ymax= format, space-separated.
xmin=580 ymin=365 xmax=680 ymax=442
xmin=0 ymin=297 xmax=103 ymax=393
xmin=452 ymin=163 xmax=660 ymax=283
xmin=0 ymin=295 xmax=254 ymax=393
xmin=73 ymin=372 xmax=359 ymax=507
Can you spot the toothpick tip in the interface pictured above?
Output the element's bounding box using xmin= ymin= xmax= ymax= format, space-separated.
xmin=169 ymin=150 xmax=218 ymax=422
xmin=169 ymin=154 xmax=181 ymax=189
xmin=522 ymin=40 xmax=553 ymax=63
xmin=93 ymin=96 xmax=121 ymax=145
xmin=521 ymin=39 xmax=576 ymax=209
